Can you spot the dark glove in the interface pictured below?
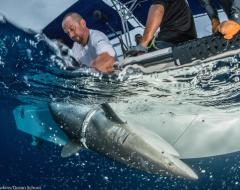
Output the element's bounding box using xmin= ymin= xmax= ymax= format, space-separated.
xmin=125 ymin=44 xmax=148 ymax=57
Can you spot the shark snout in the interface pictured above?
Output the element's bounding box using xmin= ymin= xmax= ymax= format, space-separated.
xmin=112 ymin=129 xmax=198 ymax=180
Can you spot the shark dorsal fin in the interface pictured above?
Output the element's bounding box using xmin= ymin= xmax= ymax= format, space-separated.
xmin=101 ymin=103 xmax=125 ymax=124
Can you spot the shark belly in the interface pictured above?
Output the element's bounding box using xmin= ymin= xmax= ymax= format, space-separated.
xmin=111 ymin=102 xmax=240 ymax=159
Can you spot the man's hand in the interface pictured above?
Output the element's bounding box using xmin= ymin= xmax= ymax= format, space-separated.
xmin=125 ymin=44 xmax=148 ymax=57
xmin=211 ymin=18 xmax=220 ymax=33
xmin=218 ymin=20 xmax=240 ymax=40
xmin=91 ymin=53 xmax=115 ymax=74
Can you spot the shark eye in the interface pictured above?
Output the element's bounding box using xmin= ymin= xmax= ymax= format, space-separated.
xmin=168 ymin=162 xmax=174 ymax=167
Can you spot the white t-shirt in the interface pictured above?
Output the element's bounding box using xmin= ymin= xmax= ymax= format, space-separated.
xmin=72 ymin=29 xmax=116 ymax=67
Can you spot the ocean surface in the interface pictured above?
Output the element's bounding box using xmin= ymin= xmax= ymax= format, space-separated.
xmin=1 ymin=17 xmax=240 ymax=190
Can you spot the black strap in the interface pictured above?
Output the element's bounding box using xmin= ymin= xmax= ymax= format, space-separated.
xmin=172 ymin=33 xmax=240 ymax=65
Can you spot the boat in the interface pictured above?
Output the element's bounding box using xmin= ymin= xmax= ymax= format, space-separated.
xmin=121 ymin=33 xmax=240 ymax=73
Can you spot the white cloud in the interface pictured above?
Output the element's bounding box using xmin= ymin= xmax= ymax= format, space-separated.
xmin=0 ymin=0 xmax=77 ymax=31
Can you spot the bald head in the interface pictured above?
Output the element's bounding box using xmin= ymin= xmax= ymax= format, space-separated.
xmin=62 ymin=12 xmax=89 ymax=45
xmin=62 ymin=12 xmax=83 ymax=29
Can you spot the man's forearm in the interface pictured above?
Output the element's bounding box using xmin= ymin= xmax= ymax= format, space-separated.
xmin=141 ymin=4 xmax=164 ymax=48
xmin=230 ymin=0 xmax=240 ymax=23
xmin=198 ymin=0 xmax=219 ymax=20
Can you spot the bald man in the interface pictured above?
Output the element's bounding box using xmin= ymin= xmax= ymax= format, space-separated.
xmin=62 ymin=12 xmax=116 ymax=73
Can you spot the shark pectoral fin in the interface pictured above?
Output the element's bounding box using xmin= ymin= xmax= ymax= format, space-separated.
xmin=61 ymin=141 xmax=83 ymax=158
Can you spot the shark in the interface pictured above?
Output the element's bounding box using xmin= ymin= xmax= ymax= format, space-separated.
xmin=13 ymin=102 xmax=199 ymax=180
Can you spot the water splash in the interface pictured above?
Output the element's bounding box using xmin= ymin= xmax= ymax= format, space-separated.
xmin=1 ymin=19 xmax=240 ymax=110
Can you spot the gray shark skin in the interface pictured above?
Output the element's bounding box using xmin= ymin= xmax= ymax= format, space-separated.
xmin=49 ymin=102 xmax=198 ymax=180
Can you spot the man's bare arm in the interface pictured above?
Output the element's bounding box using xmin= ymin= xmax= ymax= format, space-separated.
xmin=141 ymin=4 xmax=165 ymax=48
xmin=91 ymin=52 xmax=115 ymax=73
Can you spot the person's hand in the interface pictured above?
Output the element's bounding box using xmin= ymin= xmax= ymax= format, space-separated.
xmin=211 ymin=18 xmax=220 ymax=33
xmin=125 ymin=44 xmax=148 ymax=57
xmin=90 ymin=53 xmax=115 ymax=74
xmin=134 ymin=44 xmax=148 ymax=53
xmin=94 ymin=64 xmax=113 ymax=73
xmin=218 ymin=20 xmax=240 ymax=40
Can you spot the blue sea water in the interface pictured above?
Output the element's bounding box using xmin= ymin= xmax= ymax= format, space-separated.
xmin=1 ymin=17 xmax=240 ymax=190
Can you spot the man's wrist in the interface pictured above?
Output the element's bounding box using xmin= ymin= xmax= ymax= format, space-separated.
xmin=140 ymin=41 xmax=148 ymax=48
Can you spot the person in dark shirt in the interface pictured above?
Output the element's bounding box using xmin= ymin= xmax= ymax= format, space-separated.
xmin=139 ymin=0 xmax=197 ymax=51
xmin=199 ymin=0 xmax=240 ymax=39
